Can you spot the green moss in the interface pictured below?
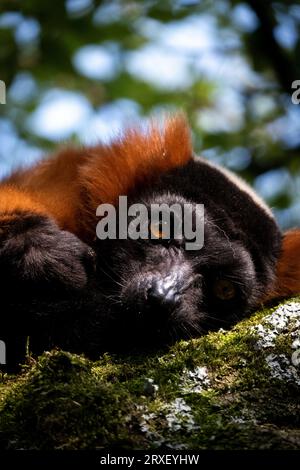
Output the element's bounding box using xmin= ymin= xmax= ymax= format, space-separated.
xmin=1 ymin=297 xmax=300 ymax=450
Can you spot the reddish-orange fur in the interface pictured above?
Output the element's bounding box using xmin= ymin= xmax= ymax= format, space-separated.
xmin=0 ymin=115 xmax=193 ymax=242
xmin=7 ymin=147 xmax=87 ymax=235
xmin=264 ymin=229 xmax=300 ymax=302
xmin=78 ymin=114 xmax=193 ymax=240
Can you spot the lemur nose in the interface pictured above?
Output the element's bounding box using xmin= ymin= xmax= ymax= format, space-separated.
xmin=147 ymin=278 xmax=180 ymax=311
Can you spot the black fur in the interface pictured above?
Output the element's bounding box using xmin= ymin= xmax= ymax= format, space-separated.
xmin=1 ymin=160 xmax=282 ymax=370
xmin=0 ymin=212 xmax=94 ymax=291
xmin=0 ymin=213 xmax=96 ymax=369
xmin=95 ymin=159 xmax=281 ymax=345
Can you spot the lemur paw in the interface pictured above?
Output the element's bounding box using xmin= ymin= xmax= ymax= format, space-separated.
xmin=0 ymin=213 xmax=95 ymax=291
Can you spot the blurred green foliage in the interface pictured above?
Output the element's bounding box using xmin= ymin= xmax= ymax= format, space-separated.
xmin=0 ymin=0 xmax=299 ymax=227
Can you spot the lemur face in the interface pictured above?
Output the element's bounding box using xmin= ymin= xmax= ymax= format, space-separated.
xmin=99 ymin=200 xmax=257 ymax=347
xmin=96 ymin=159 xmax=282 ymax=348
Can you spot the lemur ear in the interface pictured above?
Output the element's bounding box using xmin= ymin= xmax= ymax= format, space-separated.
xmin=264 ymin=229 xmax=300 ymax=302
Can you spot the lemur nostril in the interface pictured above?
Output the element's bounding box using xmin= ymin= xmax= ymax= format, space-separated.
xmin=146 ymin=280 xmax=180 ymax=310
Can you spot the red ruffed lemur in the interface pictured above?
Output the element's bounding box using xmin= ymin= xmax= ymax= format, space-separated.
xmin=0 ymin=114 xmax=299 ymax=368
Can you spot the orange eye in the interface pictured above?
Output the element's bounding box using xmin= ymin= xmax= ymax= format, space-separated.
xmin=213 ymin=279 xmax=236 ymax=300
xmin=149 ymin=220 xmax=169 ymax=239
